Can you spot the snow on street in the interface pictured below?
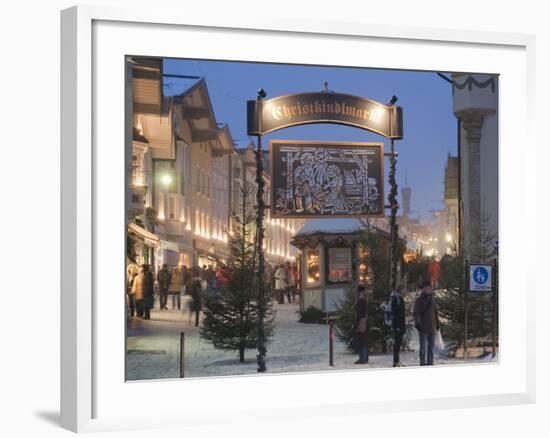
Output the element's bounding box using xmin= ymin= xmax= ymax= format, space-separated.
xmin=126 ymin=300 xmax=495 ymax=381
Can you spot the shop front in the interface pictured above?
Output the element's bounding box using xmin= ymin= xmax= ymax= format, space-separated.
xmin=193 ymin=239 xmax=228 ymax=268
xmin=127 ymin=222 xmax=160 ymax=266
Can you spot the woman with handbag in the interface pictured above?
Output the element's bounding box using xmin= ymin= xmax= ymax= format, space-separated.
xmin=354 ymin=284 xmax=369 ymax=364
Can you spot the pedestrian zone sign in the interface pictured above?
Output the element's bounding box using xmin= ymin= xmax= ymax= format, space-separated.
xmin=469 ymin=264 xmax=493 ymax=292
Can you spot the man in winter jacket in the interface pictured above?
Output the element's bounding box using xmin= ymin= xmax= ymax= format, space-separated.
xmin=354 ymin=284 xmax=369 ymax=364
xmin=157 ymin=264 xmax=172 ymax=310
xmin=132 ymin=264 xmax=155 ymax=320
xmin=390 ymin=284 xmax=407 ymax=367
xmin=413 ymin=280 xmax=441 ymax=365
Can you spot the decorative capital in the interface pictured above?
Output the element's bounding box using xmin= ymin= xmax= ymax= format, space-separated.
xmin=456 ymin=110 xmax=486 ymax=145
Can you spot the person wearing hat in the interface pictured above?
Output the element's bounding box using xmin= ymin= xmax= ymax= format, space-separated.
xmin=413 ymin=280 xmax=441 ymax=365
xmin=354 ymin=283 xmax=369 ymax=364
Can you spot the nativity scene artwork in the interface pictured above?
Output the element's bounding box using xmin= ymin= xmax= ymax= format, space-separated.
xmin=270 ymin=141 xmax=384 ymax=218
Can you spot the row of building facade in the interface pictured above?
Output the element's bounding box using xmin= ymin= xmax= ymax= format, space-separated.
xmin=125 ymin=57 xmax=301 ymax=273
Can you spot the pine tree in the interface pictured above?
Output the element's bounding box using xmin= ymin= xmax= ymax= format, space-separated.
xmin=437 ymin=207 xmax=497 ymax=355
xmin=437 ymin=242 xmax=467 ymax=354
xmin=200 ymin=186 xmax=275 ymax=362
xmin=467 ymin=207 xmax=497 ymax=346
xmin=334 ymin=221 xmax=402 ymax=353
xmin=333 ymin=285 xmax=358 ymax=351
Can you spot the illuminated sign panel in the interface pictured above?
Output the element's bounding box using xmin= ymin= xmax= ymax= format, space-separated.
xmin=270 ymin=140 xmax=384 ymax=218
xmin=248 ymin=92 xmax=403 ymax=139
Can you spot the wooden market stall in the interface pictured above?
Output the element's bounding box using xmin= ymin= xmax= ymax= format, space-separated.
xmin=291 ymin=219 xmax=392 ymax=313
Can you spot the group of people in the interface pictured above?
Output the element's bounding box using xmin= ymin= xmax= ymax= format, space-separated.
xmin=354 ymin=280 xmax=441 ymax=367
xmin=267 ymin=262 xmax=299 ymax=304
xmin=126 ymin=263 xmax=230 ymax=325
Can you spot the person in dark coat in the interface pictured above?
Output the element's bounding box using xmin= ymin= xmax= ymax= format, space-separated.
xmin=157 ymin=263 xmax=172 ymax=310
xmin=413 ymin=280 xmax=441 ymax=365
xmin=189 ymin=267 xmax=203 ymax=327
xmin=354 ymin=284 xmax=369 ymax=364
xmin=132 ymin=264 xmax=155 ymax=320
xmin=390 ymin=284 xmax=407 ymax=367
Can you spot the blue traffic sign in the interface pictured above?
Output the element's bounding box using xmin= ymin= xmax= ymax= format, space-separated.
xmin=469 ymin=264 xmax=492 ymax=292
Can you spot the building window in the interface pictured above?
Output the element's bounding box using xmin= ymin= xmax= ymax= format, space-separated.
xmin=196 ymin=166 xmax=200 ymax=193
xmin=169 ymin=196 xmax=175 ymax=220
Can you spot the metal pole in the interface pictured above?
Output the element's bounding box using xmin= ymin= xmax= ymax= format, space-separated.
xmin=254 ymin=92 xmax=267 ymax=373
xmin=329 ymin=319 xmax=334 ymax=366
xmin=457 ymin=118 xmax=462 ymax=256
xmin=388 ymin=138 xmax=399 ymax=290
xmin=464 ymin=261 xmax=469 ymax=360
xmin=492 ymin=258 xmax=497 ymax=358
xmin=179 ymin=332 xmax=185 ymax=378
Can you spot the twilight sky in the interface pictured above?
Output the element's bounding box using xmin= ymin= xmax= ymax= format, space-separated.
xmin=163 ymin=58 xmax=457 ymax=221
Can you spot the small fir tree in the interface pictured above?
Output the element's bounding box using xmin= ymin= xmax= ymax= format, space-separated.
xmin=334 ymin=221 xmax=406 ymax=353
xmin=333 ymin=285 xmax=359 ymax=351
xmin=438 ymin=207 xmax=498 ymax=355
xmin=437 ymin=242 xmax=467 ymax=354
xmin=200 ymin=186 xmax=275 ymax=362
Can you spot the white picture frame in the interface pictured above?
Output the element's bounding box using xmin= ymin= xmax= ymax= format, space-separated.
xmin=60 ymin=5 xmax=536 ymax=433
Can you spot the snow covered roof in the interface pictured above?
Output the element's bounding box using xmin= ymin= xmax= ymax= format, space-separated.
xmin=234 ymin=139 xmax=254 ymax=149
xmin=295 ymin=219 xmax=365 ymax=237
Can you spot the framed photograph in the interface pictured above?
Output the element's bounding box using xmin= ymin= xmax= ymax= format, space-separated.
xmin=61 ymin=5 xmax=536 ymax=433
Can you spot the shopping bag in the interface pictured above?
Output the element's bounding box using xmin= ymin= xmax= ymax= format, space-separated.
xmin=434 ymin=330 xmax=447 ymax=356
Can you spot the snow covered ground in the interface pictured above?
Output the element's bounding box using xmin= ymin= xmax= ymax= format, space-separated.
xmin=126 ymin=299 xmax=496 ymax=381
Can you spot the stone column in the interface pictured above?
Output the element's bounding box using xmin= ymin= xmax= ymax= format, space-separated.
xmin=459 ymin=111 xmax=485 ymax=261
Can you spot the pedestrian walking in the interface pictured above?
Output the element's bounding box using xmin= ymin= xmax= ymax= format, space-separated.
xmin=126 ymin=264 xmax=138 ymax=318
xmin=189 ymin=267 xmax=203 ymax=327
xmin=291 ymin=264 xmax=300 ymax=303
xmin=428 ymin=259 xmax=441 ymax=289
xmin=216 ymin=266 xmax=230 ymax=289
xmin=390 ymin=284 xmax=407 ymax=367
xmin=274 ymin=264 xmax=286 ymax=304
xmin=284 ymin=261 xmax=294 ymax=304
xmin=413 ymin=280 xmax=441 ymax=366
xmin=264 ymin=263 xmax=274 ymax=300
xmin=132 ymin=264 xmax=155 ymax=320
xmin=157 ymin=263 xmax=171 ymax=310
xmin=354 ymin=284 xmax=369 ymax=364
xmin=169 ymin=265 xmax=184 ymax=310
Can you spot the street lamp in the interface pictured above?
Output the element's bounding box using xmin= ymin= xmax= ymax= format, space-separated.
xmin=161 ymin=173 xmax=173 ymax=186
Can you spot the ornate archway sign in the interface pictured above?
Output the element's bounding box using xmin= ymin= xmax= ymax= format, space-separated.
xmin=246 ymin=89 xmax=404 ymax=373
xmin=247 ymin=91 xmax=403 ymax=139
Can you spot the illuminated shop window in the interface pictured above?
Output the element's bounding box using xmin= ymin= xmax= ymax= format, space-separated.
xmin=307 ymin=250 xmax=320 ymax=285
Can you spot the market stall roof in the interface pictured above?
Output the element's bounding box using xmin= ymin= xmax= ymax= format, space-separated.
xmin=294 ymin=218 xmax=392 ymax=238
xmin=295 ymin=219 xmax=365 ymax=237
